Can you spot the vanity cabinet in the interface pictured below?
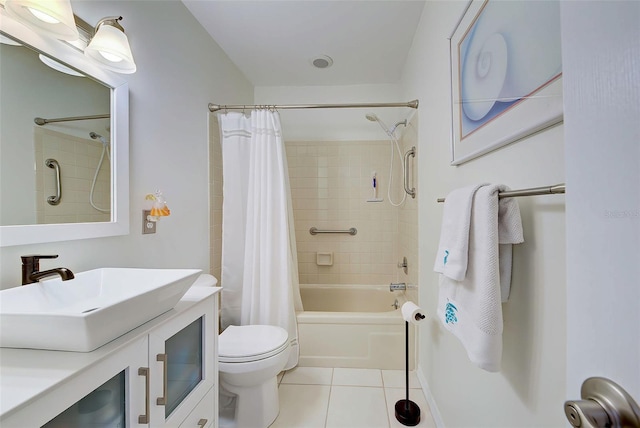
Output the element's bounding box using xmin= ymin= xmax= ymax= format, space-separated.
xmin=148 ymin=296 xmax=215 ymax=427
xmin=0 ymin=287 xmax=219 ymax=428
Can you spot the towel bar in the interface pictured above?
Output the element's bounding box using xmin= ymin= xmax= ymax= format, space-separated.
xmin=437 ymin=183 xmax=565 ymax=203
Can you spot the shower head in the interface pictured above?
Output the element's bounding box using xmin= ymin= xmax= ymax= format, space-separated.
xmin=365 ymin=112 xmax=392 ymax=136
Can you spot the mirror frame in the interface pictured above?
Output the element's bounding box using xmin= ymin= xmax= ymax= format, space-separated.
xmin=0 ymin=13 xmax=129 ymax=246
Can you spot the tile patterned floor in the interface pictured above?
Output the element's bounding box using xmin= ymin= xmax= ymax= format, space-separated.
xmin=270 ymin=367 xmax=436 ymax=428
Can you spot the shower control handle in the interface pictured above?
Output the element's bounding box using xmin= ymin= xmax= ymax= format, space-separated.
xmin=398 ymin=256 xmax=408 ymax=274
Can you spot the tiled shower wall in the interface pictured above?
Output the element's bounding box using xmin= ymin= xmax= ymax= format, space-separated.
xmin=208 ymin=114 xmax=419 ymax=287
xmin=286 ymin=140 xmax=398 ymax=285
xmin=34 ymin=128 xmax=110 ymax=224
xmin=286 ymin=116 xmax=418 ymax=286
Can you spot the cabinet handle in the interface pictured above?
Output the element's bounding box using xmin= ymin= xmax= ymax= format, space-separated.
xmin=197 ymin=418 xmax=208 ymax=428
xmin=138 ymin=367 xmax=150 ymax=424
xmin=156 ymin=353 xmax=168 ymax=405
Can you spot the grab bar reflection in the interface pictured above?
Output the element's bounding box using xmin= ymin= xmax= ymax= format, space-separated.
xmin=45 ymin=158 xmax=61 ymax=205
xmin=404 ymin=147 xmax=416 ymax=199
xmin=309 ymin=227 xmax=357 ymax=236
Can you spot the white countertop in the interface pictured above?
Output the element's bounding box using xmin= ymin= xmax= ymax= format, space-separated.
xmin=0 ymin=286 xmax=221 ymax=420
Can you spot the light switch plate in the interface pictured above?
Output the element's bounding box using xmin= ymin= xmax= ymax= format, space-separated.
xmin=142 ymin=210 xmax=156 ymax=234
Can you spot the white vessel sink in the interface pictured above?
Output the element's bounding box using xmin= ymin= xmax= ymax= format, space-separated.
xmin=0 ymin=268 xmax=202 ymax=352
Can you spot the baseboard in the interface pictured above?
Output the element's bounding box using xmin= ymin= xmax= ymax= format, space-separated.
xmin=416 ymin=365 xmax=445 ymax=428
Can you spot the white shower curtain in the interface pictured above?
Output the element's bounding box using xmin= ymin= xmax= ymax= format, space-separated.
xmin=219 ymin=110 xmax=302 ymax=369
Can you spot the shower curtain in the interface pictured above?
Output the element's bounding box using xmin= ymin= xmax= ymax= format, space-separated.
xmin=219 ymin=110 xmax=302 ymax=369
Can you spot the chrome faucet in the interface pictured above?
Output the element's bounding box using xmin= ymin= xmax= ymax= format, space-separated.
xmin=389 ymin=282 xmax=407 ymax=292
xmin=21 ymin=255 xmax=75 ymax=285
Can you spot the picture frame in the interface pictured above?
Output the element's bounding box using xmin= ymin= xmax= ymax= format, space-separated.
xmin=449 ymin=0 xmax=563 ymax=165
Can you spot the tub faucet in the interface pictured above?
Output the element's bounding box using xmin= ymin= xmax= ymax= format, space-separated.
xmin=21 ymin=254 xmax=75 ymax=285
xmin=389 ymin=282 xmax=407 ymax=292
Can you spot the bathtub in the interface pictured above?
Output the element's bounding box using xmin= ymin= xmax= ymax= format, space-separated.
xmin=296 ymin=284 xmax=415 ymax=370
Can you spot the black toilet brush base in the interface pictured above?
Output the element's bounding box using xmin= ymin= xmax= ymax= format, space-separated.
xmin=395 ymin=399 xmax=421 ymax=426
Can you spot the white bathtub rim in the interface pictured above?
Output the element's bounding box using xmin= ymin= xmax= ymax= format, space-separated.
xmin=296 ymin=309 xmax=402 ymax=325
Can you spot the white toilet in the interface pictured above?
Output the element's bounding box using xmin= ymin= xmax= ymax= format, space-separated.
xmin=218 ymin=324 xmax=291 ymax=428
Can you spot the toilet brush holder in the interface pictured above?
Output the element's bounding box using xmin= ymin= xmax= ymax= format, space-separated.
xmin=395 ymin=316 xmax=424 ymax=426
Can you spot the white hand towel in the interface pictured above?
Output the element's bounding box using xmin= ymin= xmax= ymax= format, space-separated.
xmin=433 ymin=183 xmax=488 ymax=281
xmin=497 ymin=190 xmax=524 ymax=301
xmin=435 ymin=184 xmax=523 ymax=372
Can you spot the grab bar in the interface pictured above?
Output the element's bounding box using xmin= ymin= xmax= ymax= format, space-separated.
xmin=309 ymin=227 xmax=357 ymax=236
xmin=45 ymin=158 xmax=61 ymax=205
xmin=404 ymin=146 xmax=416 ymax=199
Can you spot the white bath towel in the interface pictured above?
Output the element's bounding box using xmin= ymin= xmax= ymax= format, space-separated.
xmin=436 ymin=184 xmax=523 ymax=372
xmin=433 ymin=183 xmax=488 ymax=281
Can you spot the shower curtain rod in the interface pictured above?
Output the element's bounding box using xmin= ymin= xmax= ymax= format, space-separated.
xmin=436 ymin=183 xmax=566 ymax=203
xmin=34 ymin=114 xmax=110 ymax=126
xmin=208 ymin=99 xmax=419 ymax=112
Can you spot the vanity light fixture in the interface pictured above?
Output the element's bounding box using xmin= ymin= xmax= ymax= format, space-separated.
xmin=38 ymin=54 xmax=85 ymax=77
xmin=4 ymin=0 xmax=79 ymax=41
xmin=84 ymin=16 xmax=136 ymax=74
xmin=0 ymin=34 xmax=22 ymax=46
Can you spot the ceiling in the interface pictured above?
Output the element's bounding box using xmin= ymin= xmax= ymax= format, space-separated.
xmin=181 ymin=0 xmax=426 ymax=87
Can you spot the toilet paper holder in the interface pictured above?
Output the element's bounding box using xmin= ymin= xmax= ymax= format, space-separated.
xmin=397 ymin=302 xmax=425 ymax=426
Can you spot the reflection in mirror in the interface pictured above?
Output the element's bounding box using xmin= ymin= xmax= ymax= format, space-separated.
xmin=0 ymin=37 xmax=111 ymax=226
xmin=0 ymin=13 xmax=129 ymax=247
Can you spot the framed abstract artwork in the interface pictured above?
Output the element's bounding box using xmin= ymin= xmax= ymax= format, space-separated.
xmin=449 ymin=0 xmax=563 ymax=165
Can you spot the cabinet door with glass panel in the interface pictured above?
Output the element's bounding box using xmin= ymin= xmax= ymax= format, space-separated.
xmin=148 ymin=301 xmax=215 ymax=426
xmin=34 ymin=336 xmax=149 ymax=428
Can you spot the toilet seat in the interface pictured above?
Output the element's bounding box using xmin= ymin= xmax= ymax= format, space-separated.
xmin=219 ymin=325 xmax=289 ymax=363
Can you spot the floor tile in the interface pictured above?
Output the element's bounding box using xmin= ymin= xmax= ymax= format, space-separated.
xmin=381 ymin=370 xmax=421 ymax=389
xmin=325 ymin=386 xmax=389 ymax=428
xmin=271 ymin=384 xmax=331 ymax=428
xmin=332 ymin=368 xmax=383 ymax=387
xmin=384 ymin=388 xmax=436 ymax=428
xmin=281 ymin=367 xmax=334 ymax=385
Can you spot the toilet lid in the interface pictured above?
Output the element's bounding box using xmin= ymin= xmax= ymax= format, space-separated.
xmin=219 ymin=325 xmax=289 ymax=362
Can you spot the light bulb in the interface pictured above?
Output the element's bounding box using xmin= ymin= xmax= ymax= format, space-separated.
xmin=27 ymin=7 xmax=60 ymax=24
xmin=99 ymin=51 xmax=123 ymax=63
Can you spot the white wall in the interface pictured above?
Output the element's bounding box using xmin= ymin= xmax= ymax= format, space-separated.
xmin=0 ymin=0 xmax=253 ymax=287
xmin=402 ymin=2 xmax=566 ymax=426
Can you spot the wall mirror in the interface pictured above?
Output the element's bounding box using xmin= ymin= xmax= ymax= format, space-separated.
xmin=0 ymin=13 xmax=129 ymax=246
